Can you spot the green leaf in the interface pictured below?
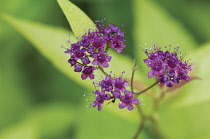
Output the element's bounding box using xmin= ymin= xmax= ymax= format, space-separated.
xmin=132 ymin=0 xmax=197 ymax=83
xmin=170 ymin=43 xmax=210 ymax=107
xmin=2 ymin=14 xmax=92 ymax=89
xmin=57 ymin=0 xmax=96 ymax=37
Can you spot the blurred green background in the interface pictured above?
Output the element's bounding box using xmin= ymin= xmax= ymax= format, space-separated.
xmin=0 ymin=0 xmax=210 ymax=139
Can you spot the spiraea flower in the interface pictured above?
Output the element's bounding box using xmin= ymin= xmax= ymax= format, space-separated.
xmin=88 ymin=73 xmax=141 ymax=111
xmin=119 ymin=91 xmax=139 ymax=111
xmin=81 ymin=66 xmax=95 ymax=80
xmin=91 ymin=90 xmax=111 ymax=111
xmin=112 ymin=76 xmax=128 ymax=92
xmin=64 ymin=19 xmax=126 ymax=80
xmin=143 ymin=45 xmax=193 ymax=87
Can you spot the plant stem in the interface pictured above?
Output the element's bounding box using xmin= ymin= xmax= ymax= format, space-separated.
xmin=132 ymin=105 xmax=146 ymax=139
xmin=97 ymin=65 xmax=108 ymax=76
xmin=135 ymin=81 xmax=159 ymax=96
xmin=130 ymin=65 xmax=136 ymax=93
xmin=133 ymin=82 xmax=166 ymax=139
xmin=149 ymin=89 xmax=166 ymax=139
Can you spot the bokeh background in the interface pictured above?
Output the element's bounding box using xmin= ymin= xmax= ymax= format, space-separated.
xmin=0 ymin=0 xmax=210 ymax=139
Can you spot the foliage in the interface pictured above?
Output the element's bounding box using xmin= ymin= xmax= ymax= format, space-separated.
xmin=1 ymin=0 xmax=210 ymax=138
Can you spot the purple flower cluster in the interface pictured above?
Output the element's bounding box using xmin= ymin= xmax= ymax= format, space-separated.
xmin=144 ymin=46 xmax=192 ymax=87
xmin=65 ymin=20 xmax=126 ymax=80
xmin=91 ymin=75 xmax=139 ymax=111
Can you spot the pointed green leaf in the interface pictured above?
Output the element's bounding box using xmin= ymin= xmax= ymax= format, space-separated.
xmin=57 ymin=0 xmax=95 ymax=37
xmin=132 ymin=0 xmax=197 ymax=83
xmin=2 ymin=14 xmax=92 ymax=88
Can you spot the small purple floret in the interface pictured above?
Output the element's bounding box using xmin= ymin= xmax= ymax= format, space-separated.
xmin=92 ymin=90 xmax=111 ymax=111
xmin=74 ymin=64 xmax=82 ymax=72
xmin=99 ymin=75 xmax=113 ymax=92
xmin=68 ymin=57 xmax=77 ymax=66
xmin=82 ymin=56 xmax=90 ymax=65
xmin=112 ymin=77 xmax=128 ymax=92
xmin=113 ymin=90 xmax=121 ymax=98
xmin=119 ymin=91 xmax=139 ymax=111
xmin=92 ymin=51 xmax=112 ymax=68
xmin=81 ymin=66 xmax=95 ymax=80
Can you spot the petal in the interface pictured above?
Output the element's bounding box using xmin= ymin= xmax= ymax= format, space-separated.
xmin=101 ymin=90 xmax=105 ymax=95
xmin=122 ymin=44 xmax=126 ymax=48
xmin=132 ymin=99 xmax=139 ymax=105
xmin=127 ymin=104 xmax=134 ymax=111
xmin=117 ymin=48 xmax=123 ymax=53
xmin=81 ymin=74 xmax=87 ymax=80
xmin=92 ymin=60 xmax=98 ymax=65
xmin=123 ymin=81 xmax=129 ymax=86
xmin=126 ymin=91 xmax=132 ymax=97
xmin=98 ymin=104 xmax=102 ymax=111
xmin=92 ymin=101 xmax=98 ymax=107
xmin=106 ymin=86 xmax=113 ymax=92
xmin=119 ymin=102 xmax=126 ymax=109
xmin=104 ymin=94 xmax=111 ymax=100
xmin=105 ymin=75 xmax=111 ymax=80
xmin=113 ymin=90 xmax=120 ymax=98
xmin=111 ymin=79 xmax=116 ymax=84
xmin=101 ymin=62 xmax=109 ymax=68
xmin=95 ymin=90 xmax=100 ymax=95
xmin=120 ymin=95 xmax=125 ymax=101
xmin=106 ymin=56 xmax=112 ymax=62
xmin=148 ymin=71 xmax=154 ymax=78
xmin=89 ymin=74 xmax=95 ymax=79
xmin=121 ymin=88 xmax=126 ymax=93
xmin=144 ymin=59 xmax=149 ymax=63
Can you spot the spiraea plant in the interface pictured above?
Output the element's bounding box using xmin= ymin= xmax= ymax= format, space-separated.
xmin=63 ymin=14 xmax=194 ymax=139
xmin=5 ymin=0 xmax=209 ymax=138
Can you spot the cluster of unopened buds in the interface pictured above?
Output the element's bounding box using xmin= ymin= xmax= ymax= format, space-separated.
xmin=63 ymin=20 xmax=193 ymax=111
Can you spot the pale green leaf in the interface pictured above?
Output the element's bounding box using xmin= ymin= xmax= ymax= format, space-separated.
xmin=57 ymin=0 xmax=95 ymax=37
xmin=2 ymin=14 xmax=92 ymax=89
xmin=132 ymin=0 xmax=197 ymax=83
